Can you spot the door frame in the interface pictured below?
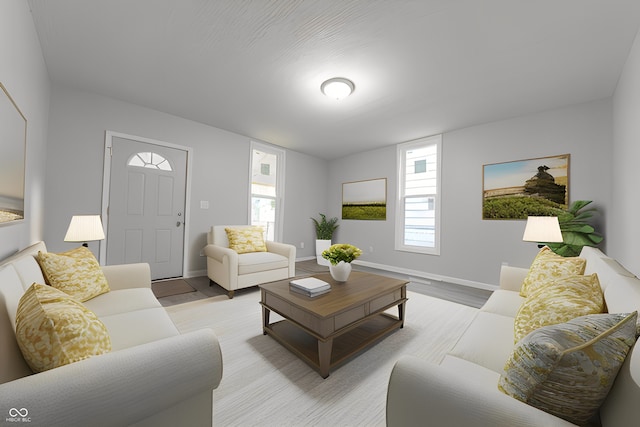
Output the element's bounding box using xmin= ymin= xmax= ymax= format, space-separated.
xmin=100 ymin=130 xmax=193 ymax=276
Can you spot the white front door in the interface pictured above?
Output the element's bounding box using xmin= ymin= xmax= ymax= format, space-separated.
xmin=105 ymin=136 xmax=187 ymax=280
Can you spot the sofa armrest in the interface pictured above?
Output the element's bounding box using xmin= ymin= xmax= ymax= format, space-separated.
xmin=0 ymin=328 xmax=222 ymax=427
xmin=499 ymin=265 xmax=528 ymax=292
xmin=386 ymin=356 xmax=576 ymax=427
xmin=101 ymin=263 xmax=151 ymax=290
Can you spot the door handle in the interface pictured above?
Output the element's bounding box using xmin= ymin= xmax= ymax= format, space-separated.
xmin=176 ymin=221 xmax=182 ymax=227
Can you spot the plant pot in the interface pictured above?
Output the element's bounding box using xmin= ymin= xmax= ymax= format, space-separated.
xmin=329 ymin=261 xmax=352 ymax=282
xmin=316 ymin=239 xmax=331 ymax=266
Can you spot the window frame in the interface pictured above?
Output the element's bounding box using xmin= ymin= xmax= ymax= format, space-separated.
xmin=248 ymin=141 xmax=286 ymax=242
xmin=395 ymin=135 xmax=442 ymax=255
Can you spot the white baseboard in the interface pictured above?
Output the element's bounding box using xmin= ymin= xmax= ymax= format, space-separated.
xmin=352 ymin=260 xmax=498 ymax=291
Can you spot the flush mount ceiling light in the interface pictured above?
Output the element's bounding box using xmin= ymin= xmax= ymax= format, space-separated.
xmin=321 ymin=77 xmax=355 ymax=100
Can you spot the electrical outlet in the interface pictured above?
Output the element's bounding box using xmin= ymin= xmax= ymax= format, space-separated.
xmin=300 ymin=242 xmax=305 ymax=249
xmin=199 ymin=249 xmax=205 ymax=257
xmin=369 ymin=246 xmax=374 ymax=253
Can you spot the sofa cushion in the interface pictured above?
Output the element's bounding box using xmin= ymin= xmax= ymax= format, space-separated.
xmin=520 ymin=246 xmax=586 ymax=297
xmin=480 ymin=289 xmax=524 ymax=318
xmin=225 ymin=226 xmax=267 ymax=254
xmin=37 ymin=247 xmax=110 ymax=302
xmin=448 ymin=311 xmax=516 ymax=374
xmin=499 ymin=311 xmax=638 ymax=426
xmin=10 ymin=255 xmax=46 ymax=291
xmin=514 ymin=274 xmax=604 ymax=342
xmin=238 ymin=251 xmax=289 ymax=275
xmin=100 ymin=307 xmax=179 ymax=351
xmin=83 ymin=288 xmax=162 ymax=317
xmin=15 ymin=283 xmax=112 ymax=373
xmin=0 ymin=264 xmax=28 ymax=329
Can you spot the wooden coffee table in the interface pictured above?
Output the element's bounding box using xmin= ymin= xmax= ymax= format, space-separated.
xmin=260 ymin=271 xmax=408 ymax=378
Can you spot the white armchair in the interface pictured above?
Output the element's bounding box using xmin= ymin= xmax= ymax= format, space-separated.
xmin=204 ymin=225 xmax=296 ymax=298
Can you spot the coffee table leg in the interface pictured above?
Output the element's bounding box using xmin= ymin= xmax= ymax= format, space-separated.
xmin=399 ymin=301 xmax=405 ymax=328
xmin=262 ymin=306 xmax=270 ymax=335
xmin=318 ymin=338 xmax=333 ymax=378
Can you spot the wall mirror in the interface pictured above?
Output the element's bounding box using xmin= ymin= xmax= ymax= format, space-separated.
xmin=0 ymin=82 xmax=27 ymax=225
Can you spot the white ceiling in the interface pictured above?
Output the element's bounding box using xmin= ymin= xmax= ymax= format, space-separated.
xmin=28 ymin=0 xmax=640 ymax=160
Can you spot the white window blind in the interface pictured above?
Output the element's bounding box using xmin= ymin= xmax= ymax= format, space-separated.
xmin=396 ymin=135 xmax=441 ymax=254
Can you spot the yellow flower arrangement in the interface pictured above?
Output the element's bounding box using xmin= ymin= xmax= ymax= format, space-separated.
xmin=321 ymin=244 xmax=363 ymax=265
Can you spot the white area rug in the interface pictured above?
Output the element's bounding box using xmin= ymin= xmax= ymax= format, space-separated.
xmin=166 ymin=289 xmax=478 ymax=427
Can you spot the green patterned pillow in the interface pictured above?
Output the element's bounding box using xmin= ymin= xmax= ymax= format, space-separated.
xmin=514 ymin=274 xmax=604 ymax=343
xmin=37 ymin=247 xmax=110 ymax=302
xmin=225 ymin=226 xmax=267 ymax=254
xmin=499 ymin=312 xmax=638 ymax=426
xmin=520 ymin=246 xmax=586 ymax=297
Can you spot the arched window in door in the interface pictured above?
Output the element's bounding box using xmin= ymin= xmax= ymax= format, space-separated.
xmin=127 ymin=152 xmax=173 ymax=171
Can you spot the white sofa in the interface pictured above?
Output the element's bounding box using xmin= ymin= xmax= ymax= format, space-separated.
xmin=0 ymin=241 xmax=223 ymax=427
xmin=386 ymin=246 xmax=640 ymax=426
xmin=204 ymin=225 xmax=296 ymax=298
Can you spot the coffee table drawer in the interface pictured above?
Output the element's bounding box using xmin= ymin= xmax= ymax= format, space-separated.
xmin=370 ymin=289 xmax=402 ymax=313
xmin=335 ymin=305 xmax=366 ymax=330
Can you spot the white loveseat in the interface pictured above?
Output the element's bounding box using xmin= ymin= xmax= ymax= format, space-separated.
xmin=0 ymin=241 xmax=223 ymax=427
xmin=204 ymin=225 xmax=296 ymax=298
xmin=386 ymin=246 xmax=640 ymax=426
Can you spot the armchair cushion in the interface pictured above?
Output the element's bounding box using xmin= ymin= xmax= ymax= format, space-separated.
xmin=36 ymin=247 xmax=110 ymax=302
xmin=499 ymin=311 xmax=638 ymax=426
xmin=225 ymin=226 xmax=267 ymax=254
xmin=16 ymin=283 xmax=111 ymax=373
xmin=238 ymin=251 xmax=289 ymax=275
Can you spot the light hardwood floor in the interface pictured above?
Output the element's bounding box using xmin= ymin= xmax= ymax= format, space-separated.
xmin=158 ymin=260 xmax=492 ymax=308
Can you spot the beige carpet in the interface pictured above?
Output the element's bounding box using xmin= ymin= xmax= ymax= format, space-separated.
xmin=166 ymin=289 xmax=478 ymax=427
xmin=151 ymin=279 xmax=196 ymax=298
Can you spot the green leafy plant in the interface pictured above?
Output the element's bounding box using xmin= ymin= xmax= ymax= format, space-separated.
xmin=321 ymin=244 xmax=363 ymax=265
xmin=545 ymin=200 xmax=604 ymax=257
xmin=311 ymin=213 xmax=339 ymax=240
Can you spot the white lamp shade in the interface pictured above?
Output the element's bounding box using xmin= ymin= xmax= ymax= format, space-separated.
xmin=522 ymin=216 xmax=563 ymax=243
xmin=64 ymin=215 xmax=105 ymax=242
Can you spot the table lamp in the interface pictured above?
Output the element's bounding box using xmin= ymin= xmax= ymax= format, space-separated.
xmin=64 ymin=215 xmax=105 ymax=247
xmin=522 ymin=216 xmax=563 ymax=248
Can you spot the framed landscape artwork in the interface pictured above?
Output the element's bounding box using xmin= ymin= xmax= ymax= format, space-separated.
xmin=482 ymin=154 xmax=570 ymax=220
xmin=0 ymin=82 xmax=27 ymax=225
xmin=342 ymin=178 xmax=387 ymax=220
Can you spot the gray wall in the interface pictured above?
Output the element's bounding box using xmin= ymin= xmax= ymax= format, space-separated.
xmin=329 ymin=99 xmax=613 ymax=287
xmin=0 ymin=0 xmax=50 ymax=260
xmin=44 ymin=85 xmax=328 ymax=276
xmin=5 ymin=0 xmax=636 ymax=288
xmin=612 ymin=27 xmax=640 ymax=276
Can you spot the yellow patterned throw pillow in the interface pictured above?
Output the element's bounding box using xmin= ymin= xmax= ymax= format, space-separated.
xmin=514 ymin=274 xmax=604 ymax=342
xmin=37 ymin=247 xmax=110 ymax=302
xmin=16 ymin=283 xmax=111 ymax=373
xmin=499 ymin=311 xmax=638 ymax=426
xmin=520 ymin=246 xmax=586 ymax=297
xmin=225 ymin=226 xmax=267 ymax=254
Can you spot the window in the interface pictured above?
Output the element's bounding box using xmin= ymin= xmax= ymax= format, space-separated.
xmin=395 ymin=135 xmax=442 ymax=254
xmin=127 ymin=152 xmax=172 ymax=171
xmin=249 ymin=142 xmax=285 ymax=242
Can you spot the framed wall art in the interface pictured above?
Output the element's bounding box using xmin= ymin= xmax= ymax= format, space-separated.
xmin=342 ymin=178 xmax=386 ymax=220
xmin=0 ymin=82 xmax=27 ymax=225
xmin=482 ymin=154 xmax=569 ymax=220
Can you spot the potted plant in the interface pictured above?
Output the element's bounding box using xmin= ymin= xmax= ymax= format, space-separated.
xmin=322 ymin=243 xmax=363 ymax=282
xmin=311 ymin=214 xmax=339 ymax=266
xmin=545 ymin=200 xmax=604 ymax=257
